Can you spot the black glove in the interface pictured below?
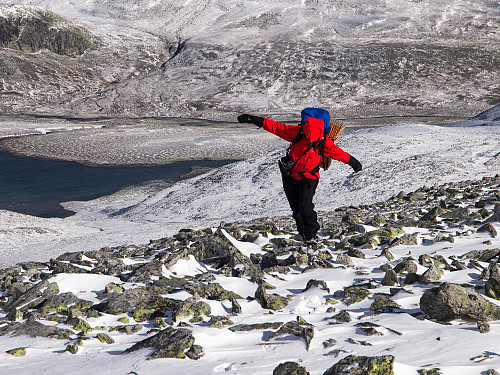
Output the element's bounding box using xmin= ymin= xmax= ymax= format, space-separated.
xmin=348 ymin=156 xmax=362 ymax=173
xmin=237 ymin=114 xmax=264 ymax=128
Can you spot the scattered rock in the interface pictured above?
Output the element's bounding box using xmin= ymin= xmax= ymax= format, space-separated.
xmin=342 ymin=286 xmax=371 ymax=306
xmin=97 ymin=333 xmax=114 ymax=344
xmin=5 ymin=347 xmax=26 ymax=357
xmin=478 ymin=223 xmax=498 ymax=238
xmin=268 ymin=320 xmax=314 ymax=350
xmin=381 ymin=270 xmax=398 ymax=286
xmin=370 ymin=295 xmax=401 ymax=312
xmin=273 ymin=361 xmax=310 ymax=375
xmin=302 ymin=279 xmax=330 ymax=293
xmin=0 ymin=321 xmax=72 ymax=340
xmin=393 ymin=258 xmax=418 ymax=274
xmin=229 ymin=322 xmax=284 ymax=332
xmin=124 ymin=327 xmax=201 ymax=360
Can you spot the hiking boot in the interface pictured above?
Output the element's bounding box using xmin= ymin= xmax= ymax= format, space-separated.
xmin=305 ymin=237 xmax=320 ymax=252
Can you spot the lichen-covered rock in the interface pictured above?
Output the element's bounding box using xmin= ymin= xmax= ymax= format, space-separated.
xmin=260 ymin=251 xmax=278 ymax=269
xmin=255 ymin=284 xmax=289 ymax=310
xmin=4 ymin=280 xmax=59 ymax=314
xmin=485 ymin=261 xmax=500 ymax=300
xmin=208 ymin=316 xmax=234 ymax=328
xmin=5 ymin=347 xmax=26 ymax=357
xmin=0 ymin=321 xmax=72 ymax=340
xmin=461 ymin=249 xmax=500 ymax=262
xmin=330 ymin=310 xmax=351 ymax=323
xmin=126 ymin=259 xmax=164 ymax=283
xmin=185 ymin=282 xmax=242 ymax=301
xmin=40 ymin=292 xmax=93 ymax=316
xmin=323 ymin=355 xmax=395 ymax=375
xmin=420 ymin=282 xmax=500 ymax=322
xmin=268 ymin=320 xmax=314 ymax=350
xmin=97 ymin=333 xmax=114 ymax=344
xmin=370 ymin=295 xmax=401 ymax=312
xmin=420 ymin=265 xmax=444 ymax=284
xmin=393 ymin=258 xmax=418 ymax=274
xmin=342 ymin=286 xmax=371 ymax=306
xmin=228 ymin=322 xmax=284 ymax=332
xmin=124 ymin=327 xmax=200 ymax=360
xmin=95 ymin=287 xmax=179 ymax=315
xmin=273 ymin=361 xmax=310 ymax=375
xmin=335 ymin=254 xmax=352 ymax=265
xmin=381 ymin=270 xmax=398 ymax=286
xmin=174 ymin=297 xmax=211 ymax=321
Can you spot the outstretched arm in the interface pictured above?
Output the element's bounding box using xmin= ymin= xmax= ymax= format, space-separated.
xmin=324 ymin=137 xmax=362 ymax=172
xmin=237 ymin=114 xmax=300 ymax=142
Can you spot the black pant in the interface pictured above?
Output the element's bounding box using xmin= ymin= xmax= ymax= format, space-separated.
xmin=282 ymin=175 xmax=320 ymax=241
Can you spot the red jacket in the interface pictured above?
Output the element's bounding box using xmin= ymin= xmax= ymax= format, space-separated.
xmin=263 ymin=117 xmax=351 ymax=180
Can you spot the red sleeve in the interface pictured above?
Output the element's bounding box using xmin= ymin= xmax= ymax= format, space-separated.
xmin=323 ymin=137 xmax=351 ymax=164
xmin=263 ymin=118 xmax=300 ymax=142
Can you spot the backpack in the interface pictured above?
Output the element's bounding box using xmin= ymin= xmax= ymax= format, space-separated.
xmin=297 ymin=108 xmax=345 ymax=171
xmin=301 ymin=108 xmax=331 ymax=134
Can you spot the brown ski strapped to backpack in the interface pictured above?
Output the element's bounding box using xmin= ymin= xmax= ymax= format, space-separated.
xmin=320 ymin=119 xmax=346 ymax=170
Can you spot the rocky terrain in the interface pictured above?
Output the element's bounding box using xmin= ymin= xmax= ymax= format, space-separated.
xmin=1 ymin=175 xmax=499 ymax=374
xmin=1 ymin=1 xmax=499 ymax=120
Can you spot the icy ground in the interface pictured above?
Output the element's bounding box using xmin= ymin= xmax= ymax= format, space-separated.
xmin=0 ymin=106 xmax=498 ymax=268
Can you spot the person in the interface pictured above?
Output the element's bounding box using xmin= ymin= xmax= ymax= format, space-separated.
xmin=237 ymin=113 xmax=362 ymax=249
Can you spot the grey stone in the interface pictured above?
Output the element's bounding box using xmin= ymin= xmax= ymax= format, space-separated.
xmin=302 ymin=279 xmax=330 ymax=293
xmin=124 ymin=327 xmax=200 ymax=360
xmin=393 ymin=258 xmax=418 ymax=274
xmin=4 ymin=280 xmax=59 ymax=314
xmin=478 ymin=223 xmax=498 ymax=238
xmin=370 ymin=295 xmax=401 ymax=312
xmin=268 ymin=320 xmax=314 ymax=350
xmin=381 ymin=270 xmax=398 ymax=286
xmin=485 ymin=261 xmax=500 ymax=300
xmin=0 ymin=321 xmax=72 ymax=340
xmin=273 ymin=361 xmax=310 ymax=375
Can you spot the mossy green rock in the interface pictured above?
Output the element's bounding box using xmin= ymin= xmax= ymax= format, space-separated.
xmin=255 ymin=285 xmax=289 ymax=310
xmin=485 ymin=261 xmax=500 ymax=300
xmin=342 ymin=286 xmax=371 ymax=306
xmin=174 ymin=298 xmax=211 ymax=321
xmin=66 ymin=344 xmax=79 ymax=354
xmin=370 ymin=295 xmax=401 ymax=312
xmin=124 ymin=327 xmax=199 ymax=360
xmin=6 ymin=347 xmax=26 ymax=357
xmin=323 ymin=355 xmax=395 ymax=374
xmin=132 ymin=308 xmax=154 ymax=322
xmin=420 ymin=282 xmax=500 ymax=321
xmin=97 ymin=333 xmax=114 ymax=344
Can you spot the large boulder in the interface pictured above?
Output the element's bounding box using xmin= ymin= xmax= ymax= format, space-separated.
xmin=323 ymin=355 xmax=395 ymax=375
xmin=0 ymin=321 xmax=72 ymax=340
xmin=420 ymin=282 xmax=500 ymax=322
xmin=485 ymin=261 xmax=500 ymax=300
xmin=3 ymin=280 xmax=59 ymax=314
xmin=124 ymin=327 xmax=202 ymax=360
